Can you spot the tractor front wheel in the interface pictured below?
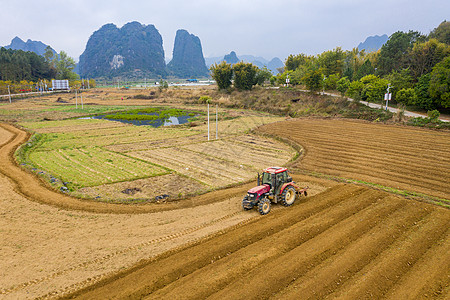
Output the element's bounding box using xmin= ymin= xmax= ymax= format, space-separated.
xmin=258 ymin=198 xmax=271 ymax=215
xmin=280 ymin=186 xmax=296 ymax=206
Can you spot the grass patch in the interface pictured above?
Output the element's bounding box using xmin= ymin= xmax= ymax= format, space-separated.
xmin=104 ymin=107 xmax=202 ymax=122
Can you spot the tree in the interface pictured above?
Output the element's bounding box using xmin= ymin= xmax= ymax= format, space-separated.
xmin=254 ymin=67 xmax=272 ymax=86
xmin=285 ymin=53 xmax=314 ymax=71
xmin=414 ymin=73 xmax=436 ymax=110
xmin=353 ymin=59 xmax=375 ymax=81
xmin=55 ymin=51 xmax=77 ymax=80
xmin=270 ymin=76 xmax=277 ymax=86
xmin=429 ymin=56 xmax=450 ymax=108
xmin=346 ymin=80 xmax=364 ymax=100
xmin=361 ymin=76 xmax=388 ymax=103
xmin=323 ymin=73 xmax=340 ymax=90
xmin=210 ymin=61 xmax=233 ymax=90
xmin=408 ymin=39 xmax=450 ymax=80
xmin=396 ymin=88 xmax=417 ymax=105
xmin=377 ymin=31 xmax=424 ymax=75
xmin=233 ymin=62 xmax=258 ymax=90
xmin=0 ymin=48 xmax=54 ymax=81
xmin=43 ymin=46 xmax=55 ymax=65
xmin=429 ymin=20 xmax=450 ymax=44
xmin=317 ymin=47 xmax=345 ymax=76
xmin=303 ymin=68 xmax=323 ymax=93
xmin=385 ymin=68 xmax=413 ymax=100
xmin=337 ymin=77 xmax=350 ymax=96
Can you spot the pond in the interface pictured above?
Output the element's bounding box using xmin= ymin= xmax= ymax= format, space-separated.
xmin=80 ymin=107 xmax=199 ymax=127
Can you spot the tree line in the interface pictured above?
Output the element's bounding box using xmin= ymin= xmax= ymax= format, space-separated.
xmin=278 ymin=21 xmax=450 ymax=110
xmin=0 ymin=46 xmax=78 ymax=82
xmin=210 ymin=62 xmax=273 ymax=91
xmin=211 ymin=21 xmax=449 ymax=111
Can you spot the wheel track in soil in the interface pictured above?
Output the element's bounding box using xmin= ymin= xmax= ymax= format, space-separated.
xmin=0 ymin=209 xmax=253 ymax=297
xmin=61 ymin=184 xmax=450 ymax=300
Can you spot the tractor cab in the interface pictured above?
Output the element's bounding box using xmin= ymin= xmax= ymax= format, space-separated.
xmin=242 ymin=167 xmax=308 ymax=215
xmin=259 ymin=167 xmax=292 ymax=196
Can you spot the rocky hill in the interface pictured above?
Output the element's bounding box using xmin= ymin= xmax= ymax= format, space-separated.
xmin=78 ymin=22 xmax=166 ymax=78
xmin=4 ymin=37 xmax=56 ymax=56
xmin=357 ymin=34 xmax=388 ymax=52
xmin=167 ymin=29 xmax=209 ymax=78
xmin=223 ymin=51 xmax=240 ymax=65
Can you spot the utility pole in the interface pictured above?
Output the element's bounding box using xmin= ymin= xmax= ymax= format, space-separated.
xmin=323 ymin=75 xmax=326 ymax=95
xmin=207 ymin=103 xmax=210 ymax=141
xmin=75 ymin=90 xmax=78 ymax=109
xmin=385 ymin=83 xmax=392 ymax=111
xmin=8 ymin=85 xmax=11 ymax=103
xmin=216 ymin=104 xmax=218 ymax=140
xmin=87 ymin=78 xmax=90 ymax=89
xmin=81 ymin=93 xmax=84 ymax=109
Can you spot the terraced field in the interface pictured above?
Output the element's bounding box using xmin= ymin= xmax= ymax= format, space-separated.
xmin=19 ymin=115 xmax=292 ymax=200
xmin=1 ymin=90 xmax=449 ymax=299
xmin=259 ymin=118 xmax=450 ymax=204
xmin=64 ymin=184 xmax=450 ymax=300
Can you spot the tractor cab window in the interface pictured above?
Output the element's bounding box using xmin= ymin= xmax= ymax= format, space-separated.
xmin=276 ymin=171 xmax=287 ymax=184
xmin=261 ymin=172 xmax=272 ymax=186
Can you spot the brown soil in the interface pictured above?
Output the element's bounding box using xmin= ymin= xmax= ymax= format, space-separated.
xmin=1 ymin=114 xmax=449 ymax=299
xmin=61 ymin=184 xmax=450 ymax=300
xmin=77 ymin=173 xmax=208 ymax=201
xmin=259 ymin=118 xmax=450 ymax=201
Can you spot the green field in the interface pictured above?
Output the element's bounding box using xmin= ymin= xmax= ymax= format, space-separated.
xmin=29 ymin=146 xmax=168 ymax=187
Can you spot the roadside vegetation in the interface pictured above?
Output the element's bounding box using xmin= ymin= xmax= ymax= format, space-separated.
xmin=209 ymin=21 xmax=449 ymax=121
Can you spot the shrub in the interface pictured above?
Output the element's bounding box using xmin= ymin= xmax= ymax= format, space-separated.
xmin=396 ymin=88 xmax=417 ymax=105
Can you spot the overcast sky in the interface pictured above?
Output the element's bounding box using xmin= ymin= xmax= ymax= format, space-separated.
xmin=1 ymin=0 xmax=448 ymax=62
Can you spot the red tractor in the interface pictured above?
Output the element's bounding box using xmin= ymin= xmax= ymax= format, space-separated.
xmin=242 ymin=167 xmax=308 ymax=215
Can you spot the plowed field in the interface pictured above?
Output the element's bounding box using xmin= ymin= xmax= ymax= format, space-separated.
xmin=1 ymin=111 xmax=449 ymax=299
xmin=259 ymin=118 xmax=450 ymax=203
xmin=64 ymin=184 xmax=450 ymax=300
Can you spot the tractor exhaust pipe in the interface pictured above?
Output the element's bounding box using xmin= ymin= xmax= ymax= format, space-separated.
xmin=257 ymin=173 xmax=260 ymax=186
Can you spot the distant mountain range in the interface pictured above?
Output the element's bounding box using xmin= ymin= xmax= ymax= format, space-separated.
xmin=357 ymin=34 xmax=388 ymax=52
xmin=3 ymin=29 xmax=389 ymax=79
xmin=4 ymin=36 xmax=56 ymax=56
xmin=205 ymin=53 xmax=284 ymax=74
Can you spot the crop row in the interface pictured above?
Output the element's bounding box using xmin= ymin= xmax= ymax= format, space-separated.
xmin=259 ymin=118 xmax=450 ymax=200
xmin=29 ymin=146 xmax=167 ymax=187
xmin=34 ymin=127 xmax=198 ymax=150
xmin=194 ymin=116 xmax=285 ymax=135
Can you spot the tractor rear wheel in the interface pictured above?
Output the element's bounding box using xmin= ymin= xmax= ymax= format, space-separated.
xmin=258 ymin=198 xmax=271 ymax=215
xmin=280 ymin=186 xmax=296 ymax=206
